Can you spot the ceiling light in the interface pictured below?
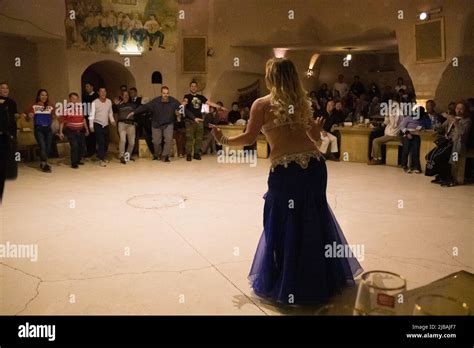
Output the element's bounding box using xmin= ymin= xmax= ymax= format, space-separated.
xmin=419 ymin=12 xmax=428 ymax=20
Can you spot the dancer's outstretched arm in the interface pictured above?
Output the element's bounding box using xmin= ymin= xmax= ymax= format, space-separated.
xmin=210 ymin=98 xmax=264 ymax=146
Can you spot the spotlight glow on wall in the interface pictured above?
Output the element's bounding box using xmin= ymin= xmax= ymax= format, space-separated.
xmin=273 ymin=48 xmax=288 ymax=58
xmin=117 ymin=43 xmax=143 ymax=56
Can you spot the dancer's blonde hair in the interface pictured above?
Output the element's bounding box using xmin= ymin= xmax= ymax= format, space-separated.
xmin=265 ymin=57 xmax=313 ymax=125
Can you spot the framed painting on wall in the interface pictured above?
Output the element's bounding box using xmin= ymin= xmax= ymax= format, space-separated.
xmin=415 ymin=17 xmax=445 ymax=63
xmin=182 ymin=36 xmax=207 ymax=73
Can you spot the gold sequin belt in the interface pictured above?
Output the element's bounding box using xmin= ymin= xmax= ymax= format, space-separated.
xmin=270 ymin=150 xmax=324 ymax=171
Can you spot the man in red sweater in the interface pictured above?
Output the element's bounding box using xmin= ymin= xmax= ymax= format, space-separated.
xmin=59 ymin=93 xmax=89 ymax=168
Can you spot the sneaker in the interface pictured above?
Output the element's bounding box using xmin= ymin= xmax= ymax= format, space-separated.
xmin=193 ymin=154 xmax=202 ymax=160
xmin=78 ymin=162 xmax=85 ymax=165
xmin=120 ymin=156 xmax=126 ymax=164
xmin=431 ymin=177 xmax=442 ymax=184
xmin=413 ymin=169 xmax=422 ymax=174
xmin=402 ymin=166 xmax=410 ymax=173
xmin=152 ymin=156 xmax=158 ymax=161
xmin=186 ymin=155 xmax=192 ymax=161
xmin=99 ymin=160 xmax=107 ymax=167
xmin=163 ymin=156 xmax=170 ymax=163
xmin=368 ymin=159 xmax=383 ymax=165
xmin=179 ymin=154 xmax=184 ymax=158
xmin=72 ymin=164 xmax=79 ymax=169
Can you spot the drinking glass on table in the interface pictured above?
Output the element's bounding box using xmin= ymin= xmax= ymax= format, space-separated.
xmin=355 ymin=270 xmax=407 ymax=315
xmin=413 ymin=295 xmax=470 ymax=315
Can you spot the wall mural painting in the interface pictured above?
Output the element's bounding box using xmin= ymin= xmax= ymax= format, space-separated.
xmin=65 ymin=0 xmax=178 ymax=52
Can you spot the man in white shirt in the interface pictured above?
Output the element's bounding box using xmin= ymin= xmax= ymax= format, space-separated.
xmin=333 ymin=74 xmax=349 ymax=99
xmin=89 ymin=87 xmax=115 ymax=166
xmin=368 ymin=99 xmax=403 ymax=165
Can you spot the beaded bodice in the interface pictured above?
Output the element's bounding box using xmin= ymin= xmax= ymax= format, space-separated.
xmin=261 ymin=117 xmax=322 ymax=171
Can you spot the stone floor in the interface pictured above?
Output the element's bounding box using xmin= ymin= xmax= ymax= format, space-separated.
xmin=1 ymin=155 xmax=473 ymax=315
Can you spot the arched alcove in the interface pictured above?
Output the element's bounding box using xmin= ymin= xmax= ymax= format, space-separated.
xmin=81 ymin=60 xmax=136 ymax=99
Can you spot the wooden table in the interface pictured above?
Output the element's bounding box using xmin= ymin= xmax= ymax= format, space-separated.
xmin=334 ymin=126 xmax=437 ymax=167
xmin=334 ymin=126 xmax=373 ymax=163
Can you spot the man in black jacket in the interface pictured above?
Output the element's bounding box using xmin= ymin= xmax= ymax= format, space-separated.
xmin=0 ymin=82 xmax=18 ymax=204
xmin=130 ymin=87 xmax=154 ymax=156
xmin=128 ymin=86 xmax=183 ymax=162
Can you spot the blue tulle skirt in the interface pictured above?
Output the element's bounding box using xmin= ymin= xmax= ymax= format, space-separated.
xmin=248 ymin=157 xmax=363 ymax=305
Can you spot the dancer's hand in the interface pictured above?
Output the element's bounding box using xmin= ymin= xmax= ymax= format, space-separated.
xmin=307 ymin=117 xmax=325 ymax=142
xmin=59 ymin=132 xmax=64 ymax=140
xmin=195 ymin=118 xmax=203 ymax=123
xmin=209 ymin=124 xmax=223 ymax=141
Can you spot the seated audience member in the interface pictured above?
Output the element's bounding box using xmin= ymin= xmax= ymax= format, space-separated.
xmin=430 ymin=101 xmax=472 ymax=187
xmin=350 ymin=75 xmax=365 ymax=97
xmin=310 ymin=96 xmax=324 ymax=117
xmin=368 ymin=99 xmax=403 ymax=165
xmin=353 ymin=94 xmax=369 ymax=121
xmin=368 ymin=82 xmax=381 ymax=101
xmin=425 ymin=100 xmax=445 ymax=129
xmin=240 ymin=106 xmax=250 ymax=122
xmin=333 ymin=74 xmax=349 ymax=99
xmin=406 ymin=85 xmax=416 ymax=103
xmin=317 ymin=83 xmax=331 ymax=106
xmin=394 ymin=77 xmax=407 ymax=93
xmin=215 ymin=101 xmax=228 ymax=125
xmin=333 ymin=100 xmax=347 ymax=122
xmin=381 ymin=85 xmax=394 ymax=103
xmin=227 ymin=102 xmax=241 ymax=124
xmin=399 ymin=106 xmax=427 ymax=174
xmin=465 ymin=98 xmax=474 ymax=180
xmin=369 ymin=96 xmax=381 ymax=117
xmin=442 ymin=102 xmax=456 ymax=118
xmin=59 ymin=92 xmax=89 ymax=169
xmin=317 ymin=101 xmax=338 ymax=160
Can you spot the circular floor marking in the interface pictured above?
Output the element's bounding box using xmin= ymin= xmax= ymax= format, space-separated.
xmin=126 ymin=194 xmax=187 ymax=209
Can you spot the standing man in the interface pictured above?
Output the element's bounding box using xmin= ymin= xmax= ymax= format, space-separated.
xmin=113 ymin=91 xmax=137 ymax=164
xmin=59 ymin=92 xmax=89 ymax=169
xmin=130 ymin=87 xmax=153 ymax=156
xmin=0 ymin=82 xmax=18 ymax=203
xmin=82 ymin=82 xmax=99 ymax=157
xmin=332 ymin=74 xmax=349 ymax=99
xmin=129 ymin=86 xmax=181 ymax=162
xmin=89 ymin=87 xmax=115 ymax=167
xmin=183 ymin=81 xmax=227 ymax=161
